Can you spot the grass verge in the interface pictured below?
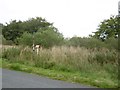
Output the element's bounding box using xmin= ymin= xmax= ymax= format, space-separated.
xmin=1 ymin=58 xmax=118 ymax=88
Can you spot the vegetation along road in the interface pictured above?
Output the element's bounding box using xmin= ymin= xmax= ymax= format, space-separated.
xmin=1 ymin=16 xmax=118 ymax=88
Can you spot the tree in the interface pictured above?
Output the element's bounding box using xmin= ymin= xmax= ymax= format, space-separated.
xmin=2 ymin=17 xmax=54 ymax=42
xmin=92 ymin=16 xmax=119 ymax=41
xmin=21 ymin=17 xmax=53 ymax=34
xmin=2 ymin=20 xmax=23 ymax=42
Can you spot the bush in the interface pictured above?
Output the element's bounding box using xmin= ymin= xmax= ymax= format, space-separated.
xmin=17 ymin=32 xmax=33 ymax=46
xmin=2 ymin=47 xmax=20 ymax=62
xmin=10 ymin=63 xmax=21 ymax=70
xmin=66 ymin=37 xmax=118 ymax=50
xmin=104 ymin=38 xmax=118 ymax=50
xmin=17 ymin=28 xmax=64 ymax=48
xmin=88 ymin=49 xmax=118 ymax=65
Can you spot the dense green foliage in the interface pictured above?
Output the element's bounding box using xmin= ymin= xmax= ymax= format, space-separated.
xmin=1 ymin=16 xmax=118 ymax=49
xmin=64 ymin=36 xmax=118 ymax=50
xmin=16 ymin=27 xmax=64 ymax=48
xmin=2 ymin=20 xmax=23 ymax=42
xmin=92 ymin=16 xmax=119 ymax=41
xmin=2 ymin=17 xmax=53 ymax=42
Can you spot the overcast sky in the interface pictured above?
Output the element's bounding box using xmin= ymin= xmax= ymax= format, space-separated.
xmin=0 ymin=0 xmax=119 ymax=38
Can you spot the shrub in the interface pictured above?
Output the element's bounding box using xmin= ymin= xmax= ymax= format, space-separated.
xmin=66 ymin=37 xmax=118 ymax=50
xmin=104 ymin=38 xmax=118 ymax=50
xmin=17 ymin=32 xmax=33 ymax=46
xmin=88 ymin=49 xmax=118 ymax=65
xmin=17 ymin=28 xmax=64 ymax=48
xmin=2 ymin=47 xmax=20 ymax=62
xmin=10 ymin=63 xmax=21 ymax=70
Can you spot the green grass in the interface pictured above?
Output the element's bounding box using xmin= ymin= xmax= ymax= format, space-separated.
xmin=1 ymin=58 xmax=118 ymax=88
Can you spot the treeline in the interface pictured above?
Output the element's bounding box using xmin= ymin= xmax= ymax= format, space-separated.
xmin=1 ymin=16 xmax=119 ymax=49
xmin=1 ymin=17 xmax=64 ymax=47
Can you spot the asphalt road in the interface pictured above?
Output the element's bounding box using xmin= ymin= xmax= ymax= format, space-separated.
xmin=2 ymin=69 xmax=92 ymax=88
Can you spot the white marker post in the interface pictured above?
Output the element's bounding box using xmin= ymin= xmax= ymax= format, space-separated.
xmin=36 ymin=45 xmax=40 ymax=55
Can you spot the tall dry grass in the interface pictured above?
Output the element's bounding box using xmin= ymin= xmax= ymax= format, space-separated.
xmin=1 ymin=45 xmax=118 ymax=86
xmin=2 ymin=46 xmax=118 ymax=73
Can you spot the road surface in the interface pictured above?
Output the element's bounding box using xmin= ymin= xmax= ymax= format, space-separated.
xmin=2 ymin=69 xmax=92 ymax=88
